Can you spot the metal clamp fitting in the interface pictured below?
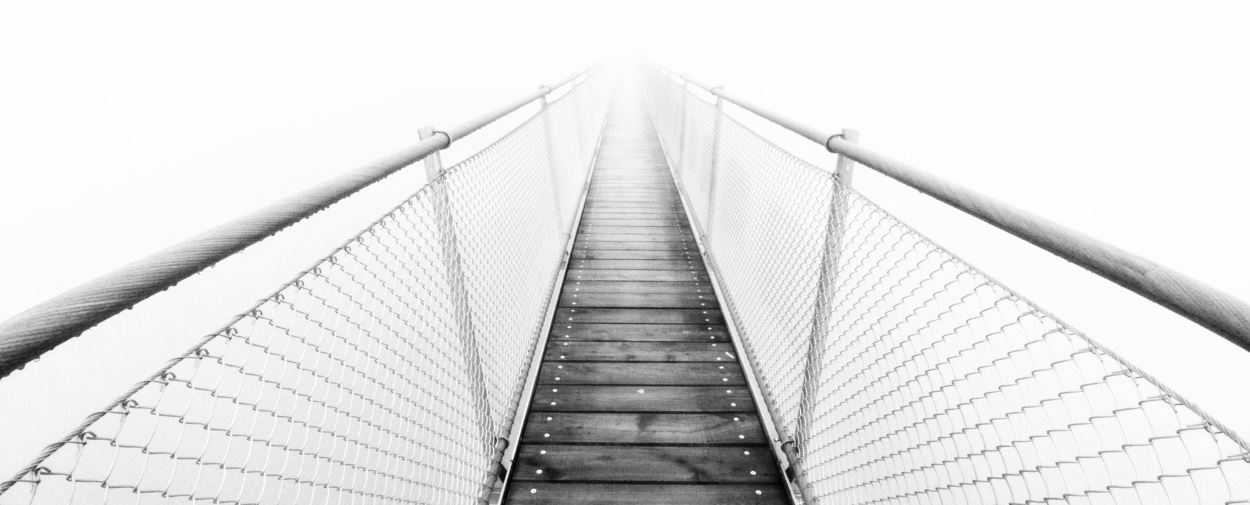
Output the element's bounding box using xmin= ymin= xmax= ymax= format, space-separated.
xmin=779 ymin=439 xmax=800 ymax=481
xmin=431 ymin=130 xmax=452 ymax=148
xmin=823 ymin=132 xmax=846 ymax=153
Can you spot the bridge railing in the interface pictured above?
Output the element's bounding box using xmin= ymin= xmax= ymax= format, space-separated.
xmin=0 ymin=67 xmax=613 ymax=505
xmin=643 ymin=66 xmax=1250 ymax=505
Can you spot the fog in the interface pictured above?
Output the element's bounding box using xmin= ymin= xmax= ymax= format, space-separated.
xmin=1 ymin=0 xmax=1248 ymax=483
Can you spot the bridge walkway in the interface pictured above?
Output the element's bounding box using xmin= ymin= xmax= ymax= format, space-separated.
xmin=501 ymin=92 xmax=790 ymax=504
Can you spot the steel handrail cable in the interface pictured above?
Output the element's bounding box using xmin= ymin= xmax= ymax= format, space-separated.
xmin=658 ymin=64 xmax=1250 ymax=354
xmin=0 ymin=67 xmax=594 ymax=380
xmin=0 ymin=65 xmax=613 ymax=504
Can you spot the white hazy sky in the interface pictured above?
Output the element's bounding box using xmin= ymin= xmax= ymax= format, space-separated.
xmin=2 ymin=0 xmax=1249 ymax=481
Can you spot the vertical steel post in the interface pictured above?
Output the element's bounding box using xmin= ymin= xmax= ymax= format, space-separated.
xmin=834 ymin=129 xmax=860 ymax=184
xmin=536 ymin=87 xmax=570 ymax=238
xmin=701 ymin=91 xmax=725 ymax=243
xmin=789 ymin=128 xmax=860 ymax=505
xmin=570 ymin=75 xmax=588 ymax=166
xmin=673 ymin=75 xmax=690 ymax=180
xmin=417 ymin=126 xmax=497 ymax=504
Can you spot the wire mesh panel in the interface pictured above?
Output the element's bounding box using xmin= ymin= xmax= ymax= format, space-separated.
xmin=0 ymin=74 xmax=610 ymax=505
xmin=643 ymin=69 xmax=1250 ymax=505
xmin=443 ymin=72 xmax=610 ymax=433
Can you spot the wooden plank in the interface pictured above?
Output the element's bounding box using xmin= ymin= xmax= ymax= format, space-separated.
xmin=587 ymin=191 xmax=680 ymax=196
xmin=549 ymin=323 xmax=728 ymax=342
xmin=538 ymin=362 xmax=745 ymax=385
xmin=576 ymin=226 xmax=693 ymax=237
xmin=506 ymin=483 xmax=788 ymax=505
xmin=576 ymin=229 xmax=692 ymax=239
xmin=573 ymin=241 xmax=696 ymax=252
xmin=584 ymin=198 xmax=681 ymax=205
xmin=588 ymin=185 xmax=676 ymax=188
xmin=511 ymin=445 xmax=778 ymax=483
xmin=587 ymin=188 xmax=679 ymax=193
xmin=580 ymin=210 xmax=685 ymax=218
xmin=566 ymin=270 xmax=706 ymax=282
xmin=559 ymin=292 xmax=717 ymax=309
xmin=569 ymin=259 xmax=704 ymax=271
xmin=577 ymin=220 xmax=687 ymax=228
xmin=589 ymin=180 xmax=674 ymax=184
xmin=586 ymin=189 xmax=672 ymax=195
xmin=544 ymin=341 xmax=737 ymax=362
xmin=585 ymin=193 xmax=678 ymax=199
xmin=579 ymin=219 xmax=687 ymax=227
xmin=580 ymin=210 xmax=686 ymax=218
xmin=570 ymin=250 xmax=697 ymax=260
xmin=557 ymin=308 xmax=723 ymax=325
xmin=531 ymin=386 xmax=755 ymax=412
xmin=582 ymin=197 xmax=680 ymax=203
xmin=586 ymin=194 xmax=675 ymax=199
xmin=587 ymin=185 xmax=674 ymax=189
xmin=580 ymin=198 xmax=680 ymax=203
xmin=521 ymin=413 xmax=765 ymax=444
xmin=580 ymin=208 xmax=685 ymax=216
xmin=576 ymin=219 xmax=690 ymax=228
xmin=576 ymin=233 xmax=694 ymax=243
xmin=565 ymin=280 xmax=710 ymax=293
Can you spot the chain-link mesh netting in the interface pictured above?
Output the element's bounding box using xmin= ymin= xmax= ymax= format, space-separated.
xmin=0 ymin=72 xmax=611 ymax=505
xmin=643 ymin=69 xmax=1250 ymax=505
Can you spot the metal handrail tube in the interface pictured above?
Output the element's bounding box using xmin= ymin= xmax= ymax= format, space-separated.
xmin=0 ymin=68 xmax=593 ymax=380
xmin=662 ymin=66 xmax=1250 ymax=353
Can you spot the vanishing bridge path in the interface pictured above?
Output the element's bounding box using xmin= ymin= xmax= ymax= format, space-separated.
xmin=1 ymin=63 xmax=1249 ymax=505
xmin=504 ymin=94 xmax=788 ymax=504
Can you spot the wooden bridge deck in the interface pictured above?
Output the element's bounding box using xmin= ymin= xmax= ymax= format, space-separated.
xmin=502 ymin=93 xmax=790 ymax=504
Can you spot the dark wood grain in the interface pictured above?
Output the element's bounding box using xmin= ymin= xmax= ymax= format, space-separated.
xmin=576 ymin=233 xmax=692 ymax=243
xmin=530 ymin=386 xmax=755 ymax=412
xmin=559 ymin=292 xmax=717 ymax=309
xmin=556 ymin=308 xmax=723 ymax=325
xmin=576 ymin=226 xmax=693 ymax=237
xmin=570 ymin=250 xmax=697 ymax=260
xmin=544 ymin=341 xmax=736 ymax=362
xmin=521 ymin=413 xmax=766 ymax=444
xmin=578 ymin=220 xmax=689 ymax=228
xmin=511 ymin=445 xmax=777 ymax=482
xmin=506 ymin=484 xmax=789 ymax=505
xmin=563 ymin=280 xmax=710 ymax=294
xmin=538 ymin=362 xmax=745 ymax=385
xmin=580 ymin=211 xmax=685 ymax=218
xmin=569 ymin=259 xmax=704 ymax=271
xmin=549 ymin=323 xmax=728 ymax=342
xmin=564 ymin=269 xmax=707 ymax=282
xmin=580 ymin=207 xmax=685 ymax=215
xmin=572 ymin=241 xmax=696 ymax=251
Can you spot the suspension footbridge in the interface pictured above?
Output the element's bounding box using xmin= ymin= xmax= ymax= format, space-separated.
xmin=0 ymin=63 xmax=1247 ymax=505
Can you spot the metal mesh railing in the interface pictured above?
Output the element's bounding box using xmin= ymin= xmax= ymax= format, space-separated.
xmin=643 ymin=69 xmax=1250 ymax=505
xmin=0 ymin=72 xmax=611 ymax=505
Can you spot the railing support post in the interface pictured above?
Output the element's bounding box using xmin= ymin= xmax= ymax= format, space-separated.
xmin=834 ymin=129 xmax=860 ymax=184
xmin=673 ymin=74 xmax=690 ymax=180
xmin=788 ymin=128 xmax=860 ymax=505
xmin=570 ymin=75 xmax=588 ymax=165
xmin=536 ymin=87 xmax=570 ymax=239
xmin=701 ymin=90 xmax=725 ymax=243
xmin=418 ymin=126 xmax=497 ymax=504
